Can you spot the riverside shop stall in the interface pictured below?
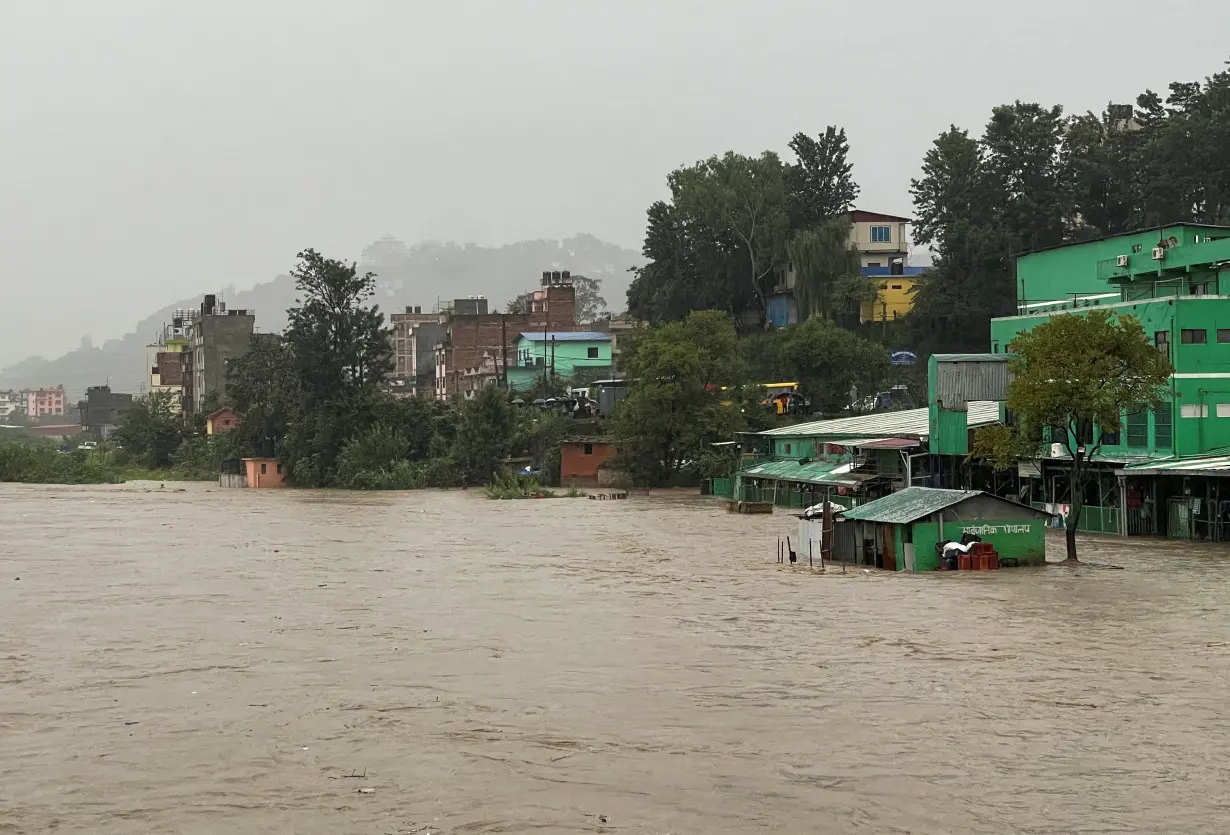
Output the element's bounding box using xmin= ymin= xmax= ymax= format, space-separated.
xmin=834 ymin=487 xmax=1054 ymax=571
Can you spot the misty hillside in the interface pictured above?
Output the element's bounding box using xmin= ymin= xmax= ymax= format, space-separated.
xmin=0 ymin=235 xmax=640 ymax=399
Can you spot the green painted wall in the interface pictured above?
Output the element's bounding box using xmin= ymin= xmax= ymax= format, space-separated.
xmin=928 ymin=404 xmax=969 ymax=454
xmin=506 ymin=336 xmax=613 ymax=392
xmin=772 ymin=438 xmax=817 ymax=459
xmin=1015 ymin=225 xmax=1230 ymax=305
xmin=992 ymin=296 xmax=1230 ymax=459
xmin=910 ymin=520 xmax=1046 ymax=571
xmin=911 ymin=523 xmax=943 ymax=571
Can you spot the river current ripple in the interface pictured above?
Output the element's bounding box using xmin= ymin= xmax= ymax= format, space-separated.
xmin=2 ymin=483 xmax=1229 ymax=833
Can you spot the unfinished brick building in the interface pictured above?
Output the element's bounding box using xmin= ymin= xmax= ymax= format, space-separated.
xmin=434 ymin=272 xmax=578 ymax=401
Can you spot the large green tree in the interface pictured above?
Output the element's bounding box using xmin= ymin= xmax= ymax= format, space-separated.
xmin=226 ymin=333 xmax=300 ymax=459
xmin=672 ymin=152 xmax=790 ymax=326
xmin=279 ymin=249 xmax=393 ymax=485
xmin=627 ymin=126 xmax=862 ymax=327
xmin=114 ymin=390 xmax=184 ymax=469
xmin=610 ymin=310 xmax=746 ymax=485
xmin=971 ymin=311 xmax=1171 ymax=563
xmin=786 ymin=126 xmax=860 ymax=229
xmin=787 ymin=216 xmax=867 ymax=323
xmin=743 ymin=318 xmax=891 ymax=414
xmin=453 ymin=385 xmax=518 ymax=484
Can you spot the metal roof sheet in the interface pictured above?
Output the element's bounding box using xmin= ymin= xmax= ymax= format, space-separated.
xmin=839 ymin=488 xmax=979 ymax=524
xmin=1123 ymin=454 xmax=1230 ymax=476
xmin=738 ymin=458 xmax=862 ymax=487
xmin=519 ymin=331 xmax=611 ymax=342
xmin=839 ymin=487 xmax=1051 ymax=525
xmin=856 ymin=438 xmax=922 ymax=450
xmin=759 ymin=401 xmax=1000 ymax=440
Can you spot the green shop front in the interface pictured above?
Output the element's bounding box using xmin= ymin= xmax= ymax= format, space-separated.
xmin=835 ymin=487 xmax=1054 ymax=571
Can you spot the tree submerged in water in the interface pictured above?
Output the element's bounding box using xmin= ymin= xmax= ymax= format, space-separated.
xmin=971 ymin=310 xmax=1171 ymax=563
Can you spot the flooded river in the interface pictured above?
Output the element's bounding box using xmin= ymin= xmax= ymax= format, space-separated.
xmin=3 ymin=483 xmax=1230 ymax=833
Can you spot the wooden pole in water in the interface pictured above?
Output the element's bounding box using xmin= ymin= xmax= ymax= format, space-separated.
xmin=822 ymin=487 xmax=834 ymax=569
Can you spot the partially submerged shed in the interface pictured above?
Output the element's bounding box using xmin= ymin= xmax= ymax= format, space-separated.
xmin=836 ymin=487 xmax=1053 ymax=571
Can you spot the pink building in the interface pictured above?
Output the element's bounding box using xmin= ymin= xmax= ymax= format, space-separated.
xmin=22 ymin=386 xmax=66 ymax=418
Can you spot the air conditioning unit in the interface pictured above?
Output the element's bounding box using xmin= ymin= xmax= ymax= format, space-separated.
xmin=1116 ymin=254 xmax=1130 ymax=267
xmin=1050 ymin=443 xmax=1065 ymax=458
xmin=1152 ymin=246 xmax=1166 ymax=261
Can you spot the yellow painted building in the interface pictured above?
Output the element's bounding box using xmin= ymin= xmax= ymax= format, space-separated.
xmin=860 ymin=275 xmax=922 ymax=323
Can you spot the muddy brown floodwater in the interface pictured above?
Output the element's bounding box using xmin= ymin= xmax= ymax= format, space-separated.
xmin=3 ymin=484 xmax=1230 ymax=834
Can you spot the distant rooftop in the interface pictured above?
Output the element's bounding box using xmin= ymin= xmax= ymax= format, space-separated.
xmin=519 ymin=332 xmax=611 ymax=342
xmin=1017 ymin=222 xmax=1230 ymax=258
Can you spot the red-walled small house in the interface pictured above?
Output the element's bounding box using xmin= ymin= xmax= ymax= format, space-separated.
xmin=560 ymin=437 xmax=614 ymax=487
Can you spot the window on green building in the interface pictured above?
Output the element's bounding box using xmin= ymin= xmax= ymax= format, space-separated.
xmin=1155 ymin=331 xmax=1170 ymax=359
xmin=1100 ymin=427 xmax=1120 ymax=446
xmin=1181 ymin=329 xmax=1207 ymax=344
xmin=1155 ymin=405 xmax=1173 ymax=448
xmin=1218 ymin=329 xmax=1230 ymax=343
xmin=587 ymin=347 xmax=599 ymax=358
xmin=1126 ymin=409 xmax=1148 ymax=448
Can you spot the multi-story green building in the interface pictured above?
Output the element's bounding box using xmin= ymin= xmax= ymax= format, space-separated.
xmin=990 ymin=224 xmax=1230 ymax=539
xmin=505 ymin=331 xmax=613 ymax=393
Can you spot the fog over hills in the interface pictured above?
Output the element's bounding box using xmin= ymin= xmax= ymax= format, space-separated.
xmin=0 ymin=235 xmax=638 ymax=398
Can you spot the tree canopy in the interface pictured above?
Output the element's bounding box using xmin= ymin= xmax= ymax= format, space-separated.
xmin=610 ymin=311 xmax=747 ymax=485
xmin=971 ymin=311 xmax=1172 ymax=561
xmin=743 ymin=318 xmax=891 ymax=415
xmin=627 ymin=127 xmax=860 ymax=328
xmin=911 ymin=61 xmax=1230 ymax=355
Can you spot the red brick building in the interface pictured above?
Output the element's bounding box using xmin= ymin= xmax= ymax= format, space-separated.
xmin=560 ymin=437 xmax=615 ymax=487
xmin=206 ymin=407 xmax=243 ymax=435
xmin=434 ymin=273 xmax=578 ymax=401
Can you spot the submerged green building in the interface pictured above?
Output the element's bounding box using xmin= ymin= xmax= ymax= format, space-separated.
xmin=991 ymin=223 xmax=1230 ymax=539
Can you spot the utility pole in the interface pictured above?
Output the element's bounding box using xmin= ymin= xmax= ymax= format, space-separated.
xmin=500 ymin=314 xmax=508 ymax=388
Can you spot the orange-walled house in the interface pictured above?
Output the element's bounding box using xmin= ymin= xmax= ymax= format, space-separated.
xmin=560 ymin=438 xmax=614 ymax=487
xmin=242 ymin=457 xmax=285 ymax=488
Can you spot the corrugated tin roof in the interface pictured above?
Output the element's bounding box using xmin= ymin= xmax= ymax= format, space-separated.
xmin=738 ymin=458 xmax=862 ymax=487
xmin=857 ymin=438 xmax=921 ymax=450
xmin=759 ymin=401 xmax=1000 ymax=439
xmin=839 ymin=487 xmax=979 ymax=524
xmin=519 ymin=331 xmax=611 ymax=342
xmin=931 ymin=353 xmax=1009 ymax=363
xmin=1123 ymin=454 xmax=1230 ymax=476
xmin=839 ymin=487 xmax=1051 ymax=525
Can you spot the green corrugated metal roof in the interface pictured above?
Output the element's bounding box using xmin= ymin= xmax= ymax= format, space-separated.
xmin=738 ymin=458 xmax=860 ymax=487
xmin=839 ymin=487 xmax=983 ymax=524
xmin=840 ymin=487 xmax=1052 ymax=524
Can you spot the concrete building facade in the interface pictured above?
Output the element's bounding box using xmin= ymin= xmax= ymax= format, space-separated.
xmin=22 ymin=386 xmax=67 ymax=418
xmin=80 ymin=385 xmax=134 ymax=439
xmin=0 ymin=390 xmax=21 ymax=422
xmin=769 ymin=209 xmax=917 ymax=327
xmin=184 ymin=295 xmax=255 ymax=414
xmin=387 ymin=305 xmax=441 ymax=398
xmin=989 ymin=224 xmax=1230 ymax=539
xmin=506 ymin=331 xmax=612 ymax=392
xmin=433 ymin=274 xmax=578 ymax=401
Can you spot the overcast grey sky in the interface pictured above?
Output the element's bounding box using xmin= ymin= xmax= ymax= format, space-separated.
xmin=2 ymin=0 xmax=1228 ymax=366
